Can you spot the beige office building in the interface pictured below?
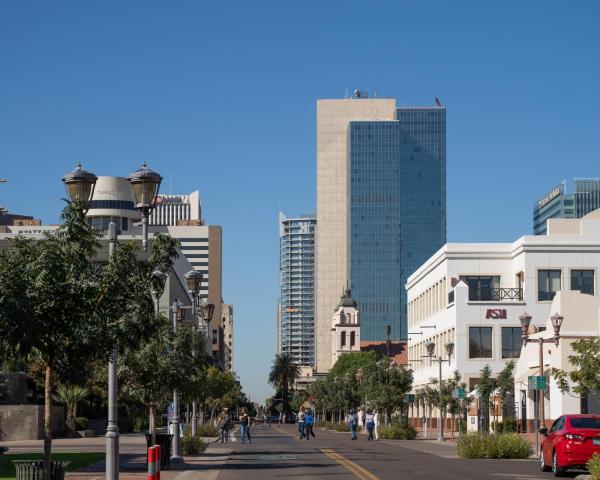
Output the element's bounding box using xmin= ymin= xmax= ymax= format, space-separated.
xmin=315 ymin=97 xmax=397 ymax=373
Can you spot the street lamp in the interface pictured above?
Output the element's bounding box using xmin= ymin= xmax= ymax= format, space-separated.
xmin=184 ymin=270 xmax=203 ymax=437
xmin=170 ymin=299 xmax=185 ymax=463
xmin=520 ymin=312 xmax=564 ymax=430
xmin=62 ymin=163 xmax=97 ymax=204
xmin=127 ymin=162 xmax=162 ymax=252
xmin=423 ymin=341 xmax=454 ymax=441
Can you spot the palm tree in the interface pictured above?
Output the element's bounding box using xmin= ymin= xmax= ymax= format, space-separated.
xmin=268 ymin=354 xmax=300 ymax=417
xmin=55 ymin=384 xmax=88 ymax=434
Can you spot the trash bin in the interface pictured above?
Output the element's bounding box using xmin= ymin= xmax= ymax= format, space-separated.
xmin=145 ymin=433 xmax=173 ymax=469
xmin=12 ymin=460 xmax=70 ymax=480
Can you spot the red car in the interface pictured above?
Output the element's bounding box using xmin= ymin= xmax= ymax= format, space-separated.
xmin=540 ymin=414 xmax=600 ymax=476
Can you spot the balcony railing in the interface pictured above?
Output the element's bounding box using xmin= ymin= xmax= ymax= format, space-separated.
xmin=491 ymin=288 xmax=523 ymax=301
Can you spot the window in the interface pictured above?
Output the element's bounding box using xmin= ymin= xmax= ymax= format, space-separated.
xmin=350 ymin=331 xmax=356 ymax=347
xmin=571 ymin=270 xmax=594 ymax=295
xmin=459 ymin=276 xmax=500 ymax=301
xmin=502 ymin=327 xmax=522 ymax=358
xmin=341 ymin=331 xmax=346 ymax=348
xmin=212 ymin=329 xmax=218 ymax=345
xmin=570 ymin=417 xmax=600 ymax=429
xmin=469 ymin=327 xmax=492 ymax=358
xmin=538 ymin=270 xmax=561 ymax=301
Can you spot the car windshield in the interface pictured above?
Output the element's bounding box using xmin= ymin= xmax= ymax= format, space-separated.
xmin=570 ymin=418 xmax=600 ymax=429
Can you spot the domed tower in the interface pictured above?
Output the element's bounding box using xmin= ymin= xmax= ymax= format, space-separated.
xmin=331 ymin=287 xmax=360 ymax=366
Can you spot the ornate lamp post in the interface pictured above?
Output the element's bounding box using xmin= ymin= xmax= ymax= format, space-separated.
xmin=127 ymin=162 xmax=162 ymax=252
xmin=184 ymin=270 xmax=203 ymax=437
xmin=423 ymin=341 xmax=454 ymax=441
xmin=171 ymin=299 xmax=185 ymax=463
xmin=62 ymin=163 xmax=97 ymax=205
xmin=520 ymin=312 xmax=564 ymax=430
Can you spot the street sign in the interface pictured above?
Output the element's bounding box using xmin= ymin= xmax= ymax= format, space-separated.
xmin=404 ymin=394 xmax=415 ymax=403
xmin=452 ymin=387 xmax=466 ymax=399
xmin=167 ymin=402 xmax=175 ymax=421
xmin=528 ymin=375 xmax=547 ymax=390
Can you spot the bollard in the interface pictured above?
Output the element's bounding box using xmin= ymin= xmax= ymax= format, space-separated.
xmin=155 ymin=445 xmax=161 ymax=480
xmin=148 ymin=446 xmax=159 ymax=480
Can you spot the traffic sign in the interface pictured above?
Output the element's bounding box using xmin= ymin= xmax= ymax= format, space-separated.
xmin=404 ymin=393 xmax=415 ymax=403
xmin=528 ymin=375 xmax=547 ymax=390
xmin=452 ymin=387 xmax=466 ymax=399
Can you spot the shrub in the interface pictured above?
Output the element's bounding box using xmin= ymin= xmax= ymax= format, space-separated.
xmin=332 ymin=422 xmax=350 ymax=432
xmin=588 ymin=453 xmax=600 ymax=479
xmin=457 ymin=433 xmax=532 ymax=459
xmin=491 ymin=418 xmax=518 ymax=434
xmin=180 ymin=435 xmax=206 ymax=455
xmin=198 ymin=424 xmax=219 ymax=437
xmin=315 ymin=421 xmax=333 ymax=430
xmin=379 ymin=424 xmax=417 ymax=440
xmin=74 ymin=417 xmax=88 ymax=431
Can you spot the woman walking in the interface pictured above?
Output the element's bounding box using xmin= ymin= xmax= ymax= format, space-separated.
xmin=297 ymin=406 xmax=306 ymax=439
xmin=240 ymin=407 xmax=251 ymax=444
xmin=365 ymin=410 xmax=375 ymax=440
xmin=347 ymin=409 xmax=358 ymax=440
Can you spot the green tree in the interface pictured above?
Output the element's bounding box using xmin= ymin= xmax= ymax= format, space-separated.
xmin=0 ymin=202 xmax=179 ymax=480
xmin=54 ymin=384 xmax=88 ymax=434
xmin=268 ymin=353 xmax=300 ymax=417
xmin=476 ymin=365 xmax=496 ymax=432
xmin=329 ymin=351 xmax=378 ymax=378
xmin=553 ymin=338 xmax=600 ymax=396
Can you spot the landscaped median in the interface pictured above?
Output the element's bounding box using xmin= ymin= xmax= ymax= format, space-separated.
xmin=0 ymin=452 xmax=104 ymax=480
xmin=314 ymin=420 xmax=418 ymax=439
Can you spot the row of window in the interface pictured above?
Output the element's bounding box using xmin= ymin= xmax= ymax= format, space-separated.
xmin=469 ymin=326 xmax=522 ymax=359
xmin=340 ymin=331 xmax=357 ymax=348
xmin=538 ymin=269 xmax=594 ymax=300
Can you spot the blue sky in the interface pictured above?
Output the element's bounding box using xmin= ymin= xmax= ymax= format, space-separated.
xmin=1 ymin=1 xmax=599 ymax=402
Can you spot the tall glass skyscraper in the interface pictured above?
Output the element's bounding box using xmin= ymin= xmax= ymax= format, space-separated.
xmin=316 ymin=95 xmax=446 ymax=372
xmin=533 ymin=179 xmax=600 ymax=235
xmin=278 ymin=212 xmax=317 ymax=366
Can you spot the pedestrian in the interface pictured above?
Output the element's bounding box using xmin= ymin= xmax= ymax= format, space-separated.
xmin=279 ymin=412 xmax=283 ymax=425
xmin=217 ymin=407 xmax=231 ymax=443
xmin=347 ymin=409 xmax=358 ymax=440
xmin=297 ymin=405 xmax=306 ymax=439
xmin=365 ymin=410 xmax=375 ymax=441
xmin=374 ymin=410 xmax=380 ymax=441
xmin=304 ymin=408 xmax=315 ymax=440
xmin=240 ymin=407 xmax=251 ymax=444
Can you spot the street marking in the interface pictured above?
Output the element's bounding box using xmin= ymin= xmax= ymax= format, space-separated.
xmin=321 ymin=448 xmax=380 ymax=480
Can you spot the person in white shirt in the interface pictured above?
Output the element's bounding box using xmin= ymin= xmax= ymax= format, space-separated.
xmin=374 ymin=410 xmax=380 ymax=441
xmin=365 ymin=410 xmax=375 ymax=440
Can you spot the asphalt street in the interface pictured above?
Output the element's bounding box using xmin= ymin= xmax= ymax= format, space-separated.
xmin=216 ymin=424 xmax=582 ymax=480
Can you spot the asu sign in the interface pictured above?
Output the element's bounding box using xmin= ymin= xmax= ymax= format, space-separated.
xmin=486 ymin=308 xmax=507 ymax=319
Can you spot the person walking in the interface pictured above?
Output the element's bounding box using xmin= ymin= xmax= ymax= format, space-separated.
xmin=347 ymin=409 xmax=358 ymax=440
xmin=365 ymin=410 xmax=375 ymax=441
xmin=374 ymin=410 xmax=381 ymax=441
xmin=217 ymin=407 xmax=231 ymax=443
xmin=297 ymin=406 xmax=306 ymax=439
xmin=240 ymin=407 xmax=251 ymax=444
xmin=304 ymin=408 xmax=315 ymax=440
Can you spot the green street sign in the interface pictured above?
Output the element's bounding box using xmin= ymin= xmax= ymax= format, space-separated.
xmin=404 ymin=394 xmax=415 ymax=403
xmin=528 ymin=375 xmax=547 ymax=390
xmin=452 ymin=387 xmax=466 ymax=399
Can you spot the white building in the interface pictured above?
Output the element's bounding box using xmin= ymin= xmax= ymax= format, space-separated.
xmin=407 ymin=209 xmax=600 ymax=432
xmin=331 ymin=288 xmax=361 ymax=366
xmin=149 ymin=191 xmax=203 ymax=226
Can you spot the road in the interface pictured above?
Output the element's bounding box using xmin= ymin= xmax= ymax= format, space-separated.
xmin=216 ymin=424 xmax=580 ymax=480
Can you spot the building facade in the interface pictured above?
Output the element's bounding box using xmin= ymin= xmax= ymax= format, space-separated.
xmin=407 ymin=208 xmax=600 ymax=432
xmin=278 ymin=212 xmax=316 ymax=367
xmin=149 ymin=191 xmax=203 ymax=226
xmin=533 ymin=179 xmax=600 ymax=235
xmin=315 ymin=94 xmax=446 ymax=372
xmin=221 ymin=304 xmax=233 ymax=372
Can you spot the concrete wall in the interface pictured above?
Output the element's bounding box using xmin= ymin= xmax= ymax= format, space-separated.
xmin=0 ymin=405 xmax=64 ymax=440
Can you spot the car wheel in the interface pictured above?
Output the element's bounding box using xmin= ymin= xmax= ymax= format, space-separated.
xmin=552 ymin=450 xmax=565 ymax=477
xmin=540 ymin=451 xmax=551 ymax=472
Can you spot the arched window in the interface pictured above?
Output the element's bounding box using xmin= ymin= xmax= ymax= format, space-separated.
xmin=341 ymin=331 xmax=346 ymax=348
xmin=350 ymin=331 xmax=356 ymax=347
xmin=346 ymin=312 xmax=351 ymax=323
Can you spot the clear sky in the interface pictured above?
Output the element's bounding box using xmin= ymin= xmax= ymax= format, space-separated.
xmin=1 ymin=1 xmax=599 ymax=403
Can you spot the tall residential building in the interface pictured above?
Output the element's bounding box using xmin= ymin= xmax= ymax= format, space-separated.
xmin=149 ymin=191 xmax=203 ymax=226
xmin=315 ymin=93 xmax=446 ymax=373
xmin=533 ymin=179 xmax=600 ymax=235
xmin=278 ymin=212 xmax=317 ymax=367
xmin=87 ymin=177 xmax=226 ymax=368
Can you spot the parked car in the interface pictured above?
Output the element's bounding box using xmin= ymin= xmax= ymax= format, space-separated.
xmin=540 ymin=414 xmax=600 ymax=476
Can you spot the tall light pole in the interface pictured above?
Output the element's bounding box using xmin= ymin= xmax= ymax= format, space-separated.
xmin=127 ymin=162 xmax=162 ymax=252
xmin=520 ymin=312 xmax=564 ymax=431
xmin=184 ymin=270 xmax=203 ymax=437
xmin=171 ymin=299 xmax=185 ymax=463
xmin=423 ymin=341 xmax=454 ymax=441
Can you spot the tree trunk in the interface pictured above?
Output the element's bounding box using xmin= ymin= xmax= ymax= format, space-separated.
xmin=149 ymin=405 xmax=157 ymax=445
xmin=43 ymin=364 xmax=53 ymax=480
xmin=451 ymin=412 xmax=455 ymax=440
